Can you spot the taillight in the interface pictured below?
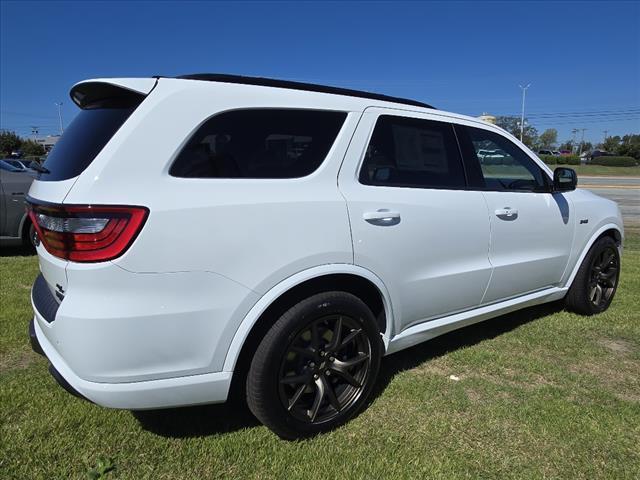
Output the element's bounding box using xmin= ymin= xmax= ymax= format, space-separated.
xmin=27 ymin=202 xmax=148 ymax=263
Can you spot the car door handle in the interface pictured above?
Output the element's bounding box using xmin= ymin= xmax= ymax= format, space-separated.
xmin=495 ymin=207 xmax=518 ymax=219
xmin=363 ymin=209 xmax=401 ymax=226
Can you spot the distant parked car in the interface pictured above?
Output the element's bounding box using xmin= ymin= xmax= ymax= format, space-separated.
xmin=560 ymin=150 xmax=572 ymax=156
xmin=590 ymin=150 xmax=615 ymax=159
xmin=538 ymin=149 xmax=554 ymax=156
xmin=0 ymin=169 xmax=36 ymax=247
xmin=552 ymin=151 xmax=561 ymax=156
xmin=3 ymin=159 xmax=31 ymax=171
xmin=22 ymin=160 xmax=41 ymax=170
xmin=0 ymin=159 xmax=23 ymax=172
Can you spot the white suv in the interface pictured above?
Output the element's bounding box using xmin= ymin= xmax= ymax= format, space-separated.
xmin=28 ymin=74 xmax=623 ymax=439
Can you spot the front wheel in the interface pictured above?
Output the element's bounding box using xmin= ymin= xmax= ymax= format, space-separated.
xmin=246 ymin=291 xmax=382 ymax=439
xmin=565 ymin=236 xmax=620 ymax=315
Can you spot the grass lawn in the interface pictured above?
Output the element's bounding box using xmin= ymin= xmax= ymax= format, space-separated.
xmin=557 ymin=164 xmax=640 ymax=177
xmin=1 ymin=237 xmax=639 ymax=479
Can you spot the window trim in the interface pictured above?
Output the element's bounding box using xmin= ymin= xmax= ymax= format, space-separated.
xmin=356 ymin=113 xmax=471 ymax=191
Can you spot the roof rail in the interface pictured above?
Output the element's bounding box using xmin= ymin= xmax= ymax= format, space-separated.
xmin=173 ymin=73 xmax=435 ymax=110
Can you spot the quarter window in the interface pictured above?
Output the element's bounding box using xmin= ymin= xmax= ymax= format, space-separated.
xmin=359 ymin=115 xmax=466 ymax=189
xmin=170 ymin=109 xmax=347 ymax=178
xmin=464 ymin=126 xmax=547 ymax=192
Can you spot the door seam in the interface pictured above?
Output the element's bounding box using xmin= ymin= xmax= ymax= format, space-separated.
xmin=479 ymin=191 xmax=494 ymax=304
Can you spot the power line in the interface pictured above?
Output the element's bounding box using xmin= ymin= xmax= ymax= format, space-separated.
xmin=496 ymin=108 xmax=640 ymax=119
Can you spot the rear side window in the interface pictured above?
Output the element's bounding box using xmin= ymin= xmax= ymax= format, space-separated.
xmin=40 ymin=95 xmax=143 ymax=182
xmin=170 ymin=109 xmax=347 ymax=179
xmin=359 ymin=115 xmax=466 ymax=189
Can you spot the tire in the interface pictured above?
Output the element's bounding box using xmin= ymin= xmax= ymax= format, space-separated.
xmin=246 ymin=291 xmax=382 ymax=439
xmin=22 ymin=220 xmax=37 ymax=249
xmin=565 ymin=235 xmax=620 ymax=315
xmin=28 ymin=223 xmax=37 ymax=248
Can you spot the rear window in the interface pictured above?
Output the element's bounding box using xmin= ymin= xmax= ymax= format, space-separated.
xmin=39 ymin=97 xmax=143 ymax=182
xmin=169 ymin=109 xmax=347 ymax=179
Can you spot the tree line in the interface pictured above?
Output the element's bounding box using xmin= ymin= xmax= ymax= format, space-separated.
xmin=0 ymin=131 xmax=47 ymax=158
xmin=494 ymin=116 xmax=640 ymax=158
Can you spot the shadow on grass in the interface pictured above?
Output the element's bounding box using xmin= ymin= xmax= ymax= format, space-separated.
xmin=0 ymin=244 xmax=35 ymax=257
xmin=133 ymin=402 xmax=260 ymax=438
xmin=134 ymin=300 xmax=565 ymax=439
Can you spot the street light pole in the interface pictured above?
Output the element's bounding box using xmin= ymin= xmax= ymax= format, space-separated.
xmin=519 ymin=83 xmax=531 ymax=142
xmin=571 ymin=128 xmax=578 ymax=153
xmin=54 ymin=102 xmax=64 ymax=135
xmin=578 ymin=128 xmax=587 ymax=156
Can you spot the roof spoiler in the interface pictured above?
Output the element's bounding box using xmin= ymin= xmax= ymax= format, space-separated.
xmin=69 ymin=78 xmax=157 ymax=109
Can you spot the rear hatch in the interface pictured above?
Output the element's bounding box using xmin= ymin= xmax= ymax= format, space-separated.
xmin=28 ymin=78 xmax=156 ymax=303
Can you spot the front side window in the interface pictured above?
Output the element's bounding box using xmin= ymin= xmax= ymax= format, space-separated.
xmin=170 ymin=109 xmax=347 ymax=178
xmin=464 ymin=126 xmax=547 ymax=192
xmin=359 ymin=115 xmax=466 ymax=189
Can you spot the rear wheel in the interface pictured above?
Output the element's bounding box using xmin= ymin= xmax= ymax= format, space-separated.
xmin=246 ymin=291 xmax=382 ymax=439
xmin=21 ymin=219 xmax=37 ymax=249
xmin=565 ymin=236 xmax=620 ymax=315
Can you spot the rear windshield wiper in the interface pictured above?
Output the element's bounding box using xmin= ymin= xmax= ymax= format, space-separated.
xmin=30 ymin=163 xmax=50 ymax=174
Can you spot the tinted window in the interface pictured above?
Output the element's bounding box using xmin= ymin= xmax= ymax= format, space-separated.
xmin=170 ymin=109 xmax=347 ymax=179
xmin=359 ymin=115 xmax=466 ymax=189
xmin=464 ymin=126 xmax=547 ymax=191
xmin=39 ymin=101 xmax=142 ymax=182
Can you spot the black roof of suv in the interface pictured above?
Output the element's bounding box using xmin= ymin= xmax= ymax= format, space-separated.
xmin=175 ymin=73 xmax=436 ymax=110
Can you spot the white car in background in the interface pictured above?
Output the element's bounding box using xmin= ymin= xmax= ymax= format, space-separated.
xmin=28 ymin=74 xmax=623 ymax=439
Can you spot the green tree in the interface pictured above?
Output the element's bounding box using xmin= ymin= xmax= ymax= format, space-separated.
xmin=20 ymin=139 xmax=46 ymax=157
xmin=618 ymin=134 xmax=640 ymax=159
xmin=539 ymin=128 xmax=558 ymax=149
xmin=579 ymin=141 xmax=593 ymax=154
xmin=559 ymin=140 xmax=574 ymax=152
xmin=494 ymin=116 xmax=539 ymax=148
xmin=600 ymin=135 xmax=621 ymax=152
xmin=0 ymin=130 xmax=22 ymax=156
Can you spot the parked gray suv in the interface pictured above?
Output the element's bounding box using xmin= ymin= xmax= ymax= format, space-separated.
xmin=0 ymin=168 xmax=35 ymax=247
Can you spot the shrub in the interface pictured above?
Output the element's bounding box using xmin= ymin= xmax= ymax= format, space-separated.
xmin=589 ymin=156 xmax=638 ymax=167
xmin=540 ymin=155 xmax=580 ymax=166
xmin=558 ymin=156 xmax=580 ymax=166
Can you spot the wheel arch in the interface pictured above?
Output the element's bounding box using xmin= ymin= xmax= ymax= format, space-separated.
xmin=565 ymin=223 xmax=623 ymax=289
xmin=223 ymin=265 xmax=394 ymax=396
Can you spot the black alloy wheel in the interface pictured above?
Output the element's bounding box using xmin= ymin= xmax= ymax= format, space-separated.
xmin=247 ymin=291 xmax=382 ymax=439
xmin=278 ymin=314 xmax=372 ymax=424
xmin=566 ymin=235 xmax=620 ymax=315
xmin=587 ymin=245 xmax=619 ymax=309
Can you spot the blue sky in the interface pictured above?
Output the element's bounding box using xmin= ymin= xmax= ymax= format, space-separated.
xmin=1 ymin=1 xmax=638 ymax=144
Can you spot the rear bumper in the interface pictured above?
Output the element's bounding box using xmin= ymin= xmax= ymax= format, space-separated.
xmin=30 ymin=316 xmax=232 ymax=409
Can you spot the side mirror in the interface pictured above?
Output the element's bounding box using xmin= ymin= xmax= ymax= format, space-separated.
xmin=553 ymin=167 xmax=577 ymax=192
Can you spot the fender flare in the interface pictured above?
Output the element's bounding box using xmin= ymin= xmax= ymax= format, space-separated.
xmin=564 ymin=222 xmax=623 ymax=289
xmin=222 ymin=264 xmax=394 ymax=372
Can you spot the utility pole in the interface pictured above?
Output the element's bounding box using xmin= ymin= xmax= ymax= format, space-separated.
xmin=54 ymin=102 xmax=64 ymax=135
xmin=519 ymin=83 xmax=531 ymax=142
xmin=603 ymin=130 xmax=609 ymax=144
xmin=578 ymin=128 xmax=587 ymax=156
xmin=30 ymin=126 xmax=39 ymax=141
xmin=571 ymin=128 xmax=578 ymax=154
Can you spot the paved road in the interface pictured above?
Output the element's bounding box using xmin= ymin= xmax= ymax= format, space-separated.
xmin=578 ymin=176 xmax=639 ymax=226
